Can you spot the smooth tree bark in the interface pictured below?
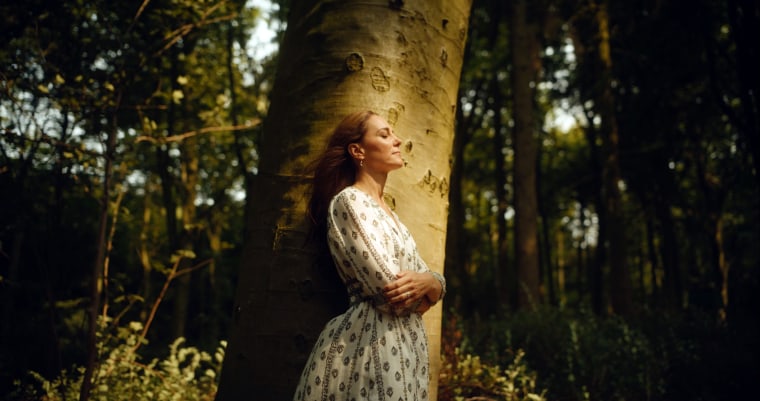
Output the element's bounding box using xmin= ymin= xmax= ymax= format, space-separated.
xmin=510 ymin=0 xmax=542 ymax=310
xmin=215 ymin=1 xmax=472 ymax=400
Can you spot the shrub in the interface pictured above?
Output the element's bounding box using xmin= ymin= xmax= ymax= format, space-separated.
xmin=439 ymin=347 xmax=547 ymax=401
xmin=11 ymin=319 xmax=226 ymax=401
xmin=444 ymin=306 xmax=758 ymax=401
xmin=439 ymin=312 xmax=548 ymax=401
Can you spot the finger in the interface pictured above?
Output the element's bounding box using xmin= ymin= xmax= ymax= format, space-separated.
xmin=384 ymin=274 xmax=411 ymax=292
xmin=383 ymin=280 xmax=400 ymax=292
xmin=391 ymin=290 xmax=413 ymax=305
xmin=384 ymin=276 xmax=413 ymax=294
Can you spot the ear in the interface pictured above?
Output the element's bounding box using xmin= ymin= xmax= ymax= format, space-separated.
xmin=347 ymin=143 xmax=364 ymax=160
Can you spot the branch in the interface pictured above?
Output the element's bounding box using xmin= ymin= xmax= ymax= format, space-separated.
xmin=134 ymin=256 xmax=213 ymax=354
xmin=135 ymin=121 xmax=260 ymax=144
xmin=155 ymin=2 xmax=238 ymax=56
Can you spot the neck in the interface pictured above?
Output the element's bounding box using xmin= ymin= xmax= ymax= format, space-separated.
xmin=352 ymin=171 xmax=387 ymax=200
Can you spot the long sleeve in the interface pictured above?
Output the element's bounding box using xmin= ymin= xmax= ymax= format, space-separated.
xmin=327 ymin=190 xmax=399 ymax=313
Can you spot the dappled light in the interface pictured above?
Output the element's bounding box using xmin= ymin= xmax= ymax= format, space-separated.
xmin=2 ymin=0 xmax=758 ymax=400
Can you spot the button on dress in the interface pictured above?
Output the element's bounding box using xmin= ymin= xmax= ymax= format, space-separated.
xmin=293 ymin=187 xmax=445 ymax=401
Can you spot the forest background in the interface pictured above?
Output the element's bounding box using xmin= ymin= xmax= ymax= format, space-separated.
xmin=1 ymin=0 xmax=758 ymax=400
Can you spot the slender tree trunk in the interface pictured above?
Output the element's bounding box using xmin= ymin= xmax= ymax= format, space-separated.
xmin=510 ymin=0 xmax=541 ymax=310
xmin=492 ymin=76 xmax=510 ymax=307
xmin=576 ymin=197 xmax=588 ymax=307
xmin=594 ymin=1 xmax=632 ymax=316
xmin=556 ymin=229 xmax=567 ymax=307
xmin=138 ymin=185 xmax=154 ymax=321
xmin=713 ymin=217 xmax=729 ymax=319
xmin=726 ymin=0 xmax=760 ymax=189
xmin=205 ymin=212 xmax=223 ymax=346
xmin=80 ymin=94 xmax=120 ymax=401
xmin=571 ymin=0 xmax=631 ymax=315
xmin=172 ymin=130 xmax=200 ymax=338
xmin=445 ymin=94 xmax=470 ymax=309
xmin=644 ymin=206 xmax=660 ymax=307
xmin=655 ymin=198 xmax=682 ymax=309
xmin=582 ymin=116 xmax=607 ymax=315
xmin=216 ymin=1 xmax=472 ymax=400
xmin=537 ymin=140 xmax=555 ymax=306
xmin=694 ymin=145 xmax=729 ymax=318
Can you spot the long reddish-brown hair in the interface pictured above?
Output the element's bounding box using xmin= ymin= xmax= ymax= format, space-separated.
xmin=307 ymin=110 xmax=377 ymax=236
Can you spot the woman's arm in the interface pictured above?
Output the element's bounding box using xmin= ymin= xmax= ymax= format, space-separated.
xmin=327 ymin=191 xmax=402 ymax=314
xmin=384 ymin=270 xmax=445 ymax=310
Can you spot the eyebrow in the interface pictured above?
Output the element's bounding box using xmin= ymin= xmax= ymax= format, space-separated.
xmin=375 ymin=127 xmax=391 ymax=135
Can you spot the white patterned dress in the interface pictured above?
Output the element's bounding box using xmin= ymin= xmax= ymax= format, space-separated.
xmin=293 ymin=186 xmax=445 ymax=401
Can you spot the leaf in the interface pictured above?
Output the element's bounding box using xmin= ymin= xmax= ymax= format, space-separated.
xmin=172 ymin=89 xmax=184 ymax=103
xmin=170 ymin=249 xmax=196 ymax=263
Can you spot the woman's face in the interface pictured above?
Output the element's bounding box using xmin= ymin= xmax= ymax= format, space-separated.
xmin=357 ymin=115 xmax=404 ymax=172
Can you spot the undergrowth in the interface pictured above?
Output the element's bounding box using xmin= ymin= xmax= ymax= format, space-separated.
xmin=443 ymin=306 xmax=759 ymax=401
xmin=10 ymin=318 xmax=225 ymax=401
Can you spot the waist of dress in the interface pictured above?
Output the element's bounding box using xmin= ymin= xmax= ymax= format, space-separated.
xmin=349 ymin=292 xmax=387 ymax=307
xmin=349 ymin=294 xmax=421 ymax=318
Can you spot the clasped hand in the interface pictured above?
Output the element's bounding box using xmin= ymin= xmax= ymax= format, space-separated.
xmin=383 ymin=270 xmax=437 ymax=314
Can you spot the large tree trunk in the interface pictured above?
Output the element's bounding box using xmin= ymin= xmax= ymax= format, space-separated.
xmin=216 ymin=1 xmax=472 ymax=400
xmin=510 ymin=0 xmax=541 ymax=310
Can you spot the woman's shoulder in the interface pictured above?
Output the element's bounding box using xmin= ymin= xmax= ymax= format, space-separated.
xmin=331 ymin=186 xmax=356 ymax=203
xmin=329 ymin=186 xmax=367 ymax=211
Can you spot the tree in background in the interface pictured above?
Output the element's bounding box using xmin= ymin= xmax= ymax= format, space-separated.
xmin=0 ymin=1 xmax=270 ymax=398
xmin=446 ymin=0 xmax=758 ymax=322
xmin=510 ymin=0 xmax=542 ymax=310
xmin=1 ymin=0 xmax=758 ymax=399
xmin=215 ymin=0 xmax=473 ymax=399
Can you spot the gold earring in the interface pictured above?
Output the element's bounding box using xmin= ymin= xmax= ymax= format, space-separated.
xmin=360 ymin=159 xmax=364 ymax=167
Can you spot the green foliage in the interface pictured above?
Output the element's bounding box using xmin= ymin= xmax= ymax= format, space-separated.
xmin=439 ymin=310 xmax=549 ymax=401
xmin=447 ymin=307 xmax=758 ymax=401
xmin=492 ymin=308 xmax=665 ymax=401
xmin=10 ymin=319 xmax=226 ymax=401
xmin=439 ymin=347 xmax=547 ymax=401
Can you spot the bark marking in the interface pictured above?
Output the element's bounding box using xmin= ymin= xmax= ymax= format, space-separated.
xmin=396 ymin=31 xmax=408 ymax=46
xmin=418 ymin=169 xmax=449 ymax=197
xmin=345 ymin=53 xmax=364 ymax=72
xmin=388 ymin=102 xmax=405 ymax=125
xmin=383 ymin=193 xmax=397 ymax=210
xmin=370 ymin=67 xmax=390 ymax=92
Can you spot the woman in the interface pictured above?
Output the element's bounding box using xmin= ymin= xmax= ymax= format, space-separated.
xmin=293 ymin=110 xmax=446 ymax=401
